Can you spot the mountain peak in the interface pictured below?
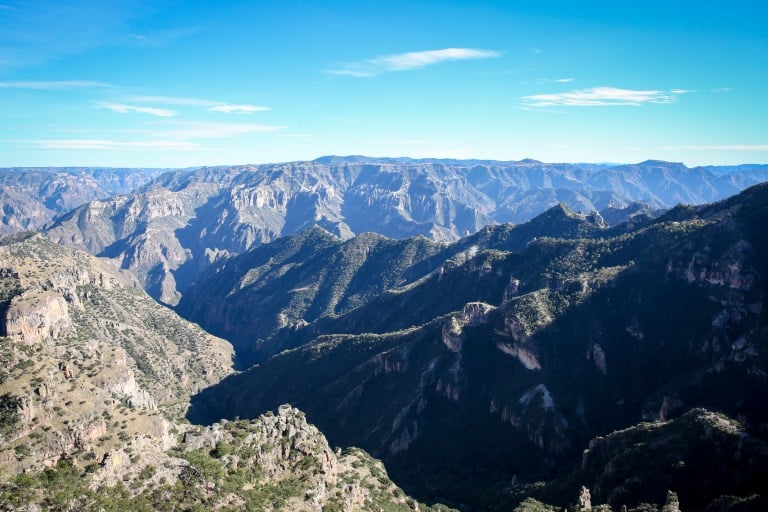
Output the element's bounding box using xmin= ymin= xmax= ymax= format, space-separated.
xmin=636 ymin=159 xmax=688 ymax=169
xmin=543 ymin=202 xmax=581 ymax=219
xmin=299 ymin=224 xmax=339 ymax=239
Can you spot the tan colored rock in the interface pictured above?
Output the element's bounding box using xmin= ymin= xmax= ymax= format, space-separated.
xmin=5 ymin=292 xmax=72 ymax=344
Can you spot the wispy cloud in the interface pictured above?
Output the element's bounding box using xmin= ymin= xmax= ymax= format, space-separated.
xmin=129 ymin=95 xmax=270 ymax=114
xmin=127 ymin=27 xmax=201 ymax=47
xmin=522 ymin=87 xmax=691 ymax=107
xmin=0 ymin=80 xmax=112 ymax=90
xmin=33 ymin=139 xmax=198 ymax=150
xmin=151 ymin=121 xmax=282 ymax=139
xmin=276 ymin=133 xmax=315 ymax=139
xmin=685 ymin=144 xmax=768 ymax=151
xmin=536 ymin=77 xmax=575 ymax=84
xmin=98 ymin=102 xmax=177 ymax=117
xmin=209 ymin=104 xmax=270 ymax=114
xmin=326 ymin=47 xmax=501 ymax=77
xmin=129 ymin=95 xmax=219 ymax=106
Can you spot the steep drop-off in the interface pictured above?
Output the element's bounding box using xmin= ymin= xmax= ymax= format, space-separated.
xmin=188 ymin=183 xmax=768 ymax=509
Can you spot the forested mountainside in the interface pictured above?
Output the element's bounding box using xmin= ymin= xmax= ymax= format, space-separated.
xmin=177 ymin=203 xmax=615 ymax=368
xmin=44 ymin=158 xmax=768 ymax=305
xmin=0 ymin=167 xmax=167 ymax=236
xmin=187 ymin=183 xmax=768 ymax=510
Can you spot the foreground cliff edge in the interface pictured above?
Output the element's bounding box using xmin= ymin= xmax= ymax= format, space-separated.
xmin=0 ymin=235 xmax=448 ymax=511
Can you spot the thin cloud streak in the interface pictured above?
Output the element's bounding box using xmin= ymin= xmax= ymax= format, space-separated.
xmin=130 ymin=96 xmax=271 ymax=113
xmin=33 ymin=139 xmax=199 ymax=150
xmin=686 ymin=144 xmax=768 ymax=151
xmin=522 ymin=87 xmax=691 ymax=107
xmin=326 ymin=48 xmax=501 ymax=77
xmin=129 ymin=95 xmax=220 ymax=106
xmin=99 ymin=102 xmax=177 ymax=117
xmin=537 ymin=78 xmax=575 ymax=84
xmin=0 ymin=80 xmax=112 ymax=90
xmin=209 ymin=104 xmax=270 ymax=114
xmin=151 ymin=121 xmax=283 ymax=139
xmin=325 ymin=69 xmax=376 ymax=78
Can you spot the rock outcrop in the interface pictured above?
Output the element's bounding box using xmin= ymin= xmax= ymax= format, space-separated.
xmin=0 ymin=233 xmax=233 ymax=477
xmin=4 ymin=291 xmax=72 ymax=344
xmin=0 ymin=234 xmax=447 ymax=511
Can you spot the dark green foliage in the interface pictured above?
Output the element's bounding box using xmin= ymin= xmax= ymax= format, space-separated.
xmin=514 ymin=409 xmax=768 ymax=511
xmin=0 ymin=450 xmax=301 ymax=511
xmin=189 ymin=184 xmax=768 ymax=509
xmin=0 ymin=392 xmax=21 ymax=430
xmin=178 ymin=226 xmax=447 ymax=366
xmin=512 ymin=498 xmax=561 ymax=511
xmin=178 ymin=203 xmax=614 ymax=368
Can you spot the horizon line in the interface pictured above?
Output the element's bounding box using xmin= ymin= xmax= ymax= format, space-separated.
xmin=2 ymin=155 xmax=768 ymax=170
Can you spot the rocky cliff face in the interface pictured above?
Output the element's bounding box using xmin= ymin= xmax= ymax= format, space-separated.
xmin=187 ymin=183 xmax=768 ymax=509
xmin=0 ymin=167 xmax=165 ymax=236
xmin=172 ymin=405 xmax=438 ymax=511
xmin=44 ymin=158 xmax=768 ymax=305
xmin=0 ymin=403 xmax=449 ymax=511
xmin=0 ymin=233 xmax=233 ymax=477
xmin=0 ymin=234 xmax=450 ymax=511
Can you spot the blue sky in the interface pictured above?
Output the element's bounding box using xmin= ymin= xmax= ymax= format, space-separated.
xmin=1 ymin=0 xmax=766 ymax=167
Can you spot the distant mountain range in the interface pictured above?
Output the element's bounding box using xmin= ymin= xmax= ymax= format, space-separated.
xmin=0 ymin=167 xmax=168 ymax=236
xmin=40 ymin=157 xmax=768 ymax=305
xmin=185 ymin=182 xmax=768 ymax=510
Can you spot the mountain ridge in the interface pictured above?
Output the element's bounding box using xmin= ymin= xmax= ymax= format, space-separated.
xmin=2 ymin=163 xmax=768 ymax=510
xmin=177 ymin=201 xmax=614 ymax=367
xmin=186 ymin=182 xmax=768 ymax=509
xmin=42 ymin=159 xmax=768 ymax=305
xmin=0 ymin=167 xmax=169 ymax=236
